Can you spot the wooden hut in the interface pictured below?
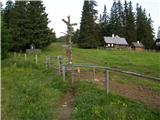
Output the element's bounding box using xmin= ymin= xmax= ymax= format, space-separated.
xmin=131 ymin=41 xmax=144 ymax=51
xmin=104 ymin=35 xmax=128 ymax=48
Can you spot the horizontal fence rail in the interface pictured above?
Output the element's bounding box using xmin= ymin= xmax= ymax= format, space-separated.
xmin=64 ymin=64 xmax=160 ymax=82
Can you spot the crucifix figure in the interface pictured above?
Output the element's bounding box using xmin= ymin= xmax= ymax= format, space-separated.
xmin=62 ymin=16 xmax=77 ymax=64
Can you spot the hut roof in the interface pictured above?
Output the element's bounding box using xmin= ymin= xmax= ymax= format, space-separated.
xmin=131 ymin=42 xmax=144 ymax=48
xmin=104 ymin=36 xmax=128 ymax=45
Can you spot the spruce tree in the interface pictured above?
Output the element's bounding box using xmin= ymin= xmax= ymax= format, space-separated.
xmin=72 ymin=29 xmax=80 ymax=44
xmin=78 ymin=0 xmax=99 ymax=48
xmin=99 ymin=5 xmax=111 ymax=46
xmin=136 ymin=4 xmax=154 ymax=49
xmin=1 ymin=17 xmax=12 ymax=59
xmin=110 ymin=0 xmax=124 ymax=37
xmin=3 ymin=0 xmax=14 ymax=29
xmin=10 ymin=1 xmax=28 ymax=52
xmin=124 ymin=1 xmax=136 ymax=44
xmin=27 ymin=1 xmax=53 ymax=48
xmin=109 ymin=1 xmax=117 ymax=35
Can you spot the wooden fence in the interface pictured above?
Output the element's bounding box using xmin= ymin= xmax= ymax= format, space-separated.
xmin=44 ymin=56 xmax=160 ymax=94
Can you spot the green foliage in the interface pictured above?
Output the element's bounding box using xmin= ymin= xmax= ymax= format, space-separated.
xmin=72 ymin=81 xmax=160 ymax=120
xmin=72 ymin=29 xmax=80 ymax=44
xmin=78 ymin=0 xmax=99 ymax=48
xmin=98 ymin=1 xmax=154 ymax=48
xmin=3 ymin=0 xmax=56 ymax=52
xmin=124 ymin=1 xmax=136 ymax=44
xmin=109 ymin=0 xmax=125 ymax=37
xmin=3 ymin=0 xmax=14 ymax=29
xmin=99 ymin=5 xmax=111 ymax=45
xmin=1 ymin=55 xmax=68 ymax=120
xmin=1 ymin=18 xmax=12 ymax=59
xmin=136 ymin=4 xmax=154 ymax=49
xmin=27 ymin=1 xmax=55 ymax=48
xmin=10 ymin=1 xmax=28 ymax=51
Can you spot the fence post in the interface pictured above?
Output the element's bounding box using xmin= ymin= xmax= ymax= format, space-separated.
xmin=77 ymin=67 xmax=81 ymax=80
xmin=48 ymin=56 xmax=50 ymax=68
xmin=14 ymin=52 xmax=16 ymax=58
xmin=92 ymin=67 xmax=96 ymax=82
xmin=62 ymin=65 xmax=66 ymax=81
xmin=35 ymin=54 xmax=38 ymax=64
xmin=57 ymin=56 xmax=62 ymax=75
xmin=71 ymin=66 xmax=74 ymax=85
xmin=24 ymin=54 xmax=27 ymax=62
xmin=104 ymin=69 xmax=109 ymax=94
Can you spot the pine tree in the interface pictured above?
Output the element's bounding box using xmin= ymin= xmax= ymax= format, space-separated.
xmin=109 ymin=1 xmax=117 ymax=35
xmin=136 ymin=4 xmax=154 ymax=49
xmin=99 ymin=5 xmax=111 ymax=46
xmin=145 ymin=13 xmax=154 ymax=48
xmin=110 ymin=0 xmax=124 ymax=37
xmin=78 ymin=0 xmax=99 ymax=48
xmin=124 ymin=1 xmax=136 ymax=44
xmin=10 ymin=1 xmax=28 ymax=52
xmin=27 ymin=1 xmax=53 ymax=48
xmin=1 ymin=17 xmax=12 ymax=59
xmin=3 ymin=0 xmax=14 ymax=29
xmin=72 ymin=29 xmax=80 ymax=44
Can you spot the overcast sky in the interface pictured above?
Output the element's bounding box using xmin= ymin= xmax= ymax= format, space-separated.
xmin=2 ymin=0 xmax=160 ymax=37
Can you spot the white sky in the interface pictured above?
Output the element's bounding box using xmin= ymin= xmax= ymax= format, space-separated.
xmin=1 ymin=0 xmax=160 ymax=37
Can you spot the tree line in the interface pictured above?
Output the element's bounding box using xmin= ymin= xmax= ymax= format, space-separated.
xmin=1 ymin=0 xmax=56 ymax=59
xmin=75 ymin=0 xmax=155 ymax=49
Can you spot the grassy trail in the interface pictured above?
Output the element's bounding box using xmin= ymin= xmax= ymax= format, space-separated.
xmin=53 ymin=87 xmax=75 ymax=120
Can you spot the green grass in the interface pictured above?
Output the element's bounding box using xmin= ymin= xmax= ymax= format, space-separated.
xmin=1 ymin=57 xmax=69 ymax=120
xmin=2 ymin=42 xmax=160 ymax=119
xmin=45 ymin=43 xmax=160 ymax=91
xmin=72 ymin=81 xmax=160 ymax=120
xmin=44 ymin=42 xmax=160 ymax=77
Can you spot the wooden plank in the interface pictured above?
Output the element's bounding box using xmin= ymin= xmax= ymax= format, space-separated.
xmin=92 ymin=67 xmax=96 ymax=82
xmin=68 ymin=64 xmax=160 ymax=82
xmin=104 ymin=70 xmax=109 ymax=94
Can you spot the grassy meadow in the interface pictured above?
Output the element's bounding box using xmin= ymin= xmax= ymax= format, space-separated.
xmin=1 ymin=42 xmax=160 ymax=119
xmin=72 ymin=81 xmax=160 ymax=120
xmin=1 ymin=55 xmax=69 ymax=120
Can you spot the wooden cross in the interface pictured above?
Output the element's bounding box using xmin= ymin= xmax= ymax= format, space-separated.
xmin=62 ymin=16 xmax=77 ymax=64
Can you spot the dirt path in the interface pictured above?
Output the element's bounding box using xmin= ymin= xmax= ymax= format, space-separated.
xmin=53 ymin=88 xmax=75 ymax=120
xmin=74 ymin=71 xmax=160 ymax=108
xmin=110 ymin=81 xmax=160 ymax=108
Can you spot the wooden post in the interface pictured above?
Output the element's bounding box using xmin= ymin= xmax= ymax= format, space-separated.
xmin=104 ymin=70 xmax=109 ymax=94
xmin=45 ymin=56 xmax=48 ymax=69
xmin=92 ymin=67 xmax=96 ymax=82
xmin=35 ymin=54 xmax=38 ymax=64
xmin=71 ymin=66 xmax=74 ymax=85
xmin=77 ymin=67 xmax=81 ymax=80
xmin=62 ymin=16 xmax=77 ymax=64
xmin=24 ymin=54 xmax=27 ymax=62
xmin=62 ymin=66 xmax=66 ymax=81
xmin=57 ymin=56 xmax=62 ymax=75
xmin=14 ymin=52 xmax=16 ymax=58
xmin=48 ymin=56 xmax=50 ymax=68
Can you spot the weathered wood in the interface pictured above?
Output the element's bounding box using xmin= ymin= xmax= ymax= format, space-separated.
xmin=62 ymin=16 xmax=77 ymax=64
xmin=14 ymin=52 xmax=16 ymax=58
xmin=26 ymin=49 xmax=41 ymax=54
xmin=104 ymin=70 xmax=109 ymax=94
xmin=69 ymin=64 xmax=160 ymax=82
xmin=92 ymin=67 xmax=96 ymax=82
xmin=35 ymin=55 xmax=38 ymax=64
xmin=57 ymin=56 xmax=61 ymax=75
xmin=71 ymin=66 xmax=74 ymax=85
xmin=62 ymin=66 xmax=66 ymax=81
xmin=24 ymin=54 xmax=27 ymax=62
xmin=77 ymin=67 xmax=81 ymax=80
